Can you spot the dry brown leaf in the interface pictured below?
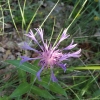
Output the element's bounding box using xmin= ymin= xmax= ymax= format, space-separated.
xmin=3 ymin=73 xmax=11 ymax=81
xmin=3 ymin=50 xmax=11 ymax=60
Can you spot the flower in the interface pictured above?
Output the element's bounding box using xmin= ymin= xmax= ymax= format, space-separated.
xmin=20 ymin=28 xmax=81 ymax=82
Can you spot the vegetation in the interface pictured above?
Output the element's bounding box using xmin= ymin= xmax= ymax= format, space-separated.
xmin=0 ymin=0 xmax=100 ymax=99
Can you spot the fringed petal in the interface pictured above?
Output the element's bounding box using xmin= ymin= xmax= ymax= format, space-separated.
xmin=68 ymin=49 xmax=81 ymax=58
xmin=64 ymin=40 xmax=77 ymax=50
xmin=34 ymin=28 xmax=44 ymax=43
xmin=36 ymin=66 xmax=44 ymax=80
xmin=51 ymin=70 xmax=58 ymax=82
xmin=59 ymin=29 xmax=70 ymax=43
xmin=25 ymin=29 xmax=43 ymax=50
xmin=20 ymin=56 xmax=40 ymax=64
xmin=25 ymin=30 xmax=38 ymax=43
xmin=44 ymin=42 xmax=49 ymax=51
xmin=34 ymin=28 xmax=49 ymax=51
xmin=22 ymin=42 xmax=39 ymax=53
xmin=54 ymin=29 xmax=70 ymax=48
xmin=58 ymin=63 xmax=67 ymax=72
xmin=59 ymin=49 xmax=81 ymax=61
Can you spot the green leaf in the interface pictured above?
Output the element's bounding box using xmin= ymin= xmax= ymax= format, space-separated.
xmin=6 ymin=60 xmax=38 ymax=75
xmin=71 ymin=66 xmax=100 ymax=70
xmin=10 ymin=82 xmax=31 ymax=98
xmin=37 ymin=76 xmax=67 ymax=97
xmin=0 ymin=96 xmax=10 ymax=100
xmin=93 ymin=89 xmax=100 ymax=98
xmin=31 ymin=86 xmax=55 ymax=99
xmin=6 ymin=60 xmax=66 ymax=98
xmin=10 ymin=81 xmax=54 ymax=99
xmin=17 ymin=68 xmax=27 ymax=82
xmin=81 ymin=78 xmax=92 ymax=96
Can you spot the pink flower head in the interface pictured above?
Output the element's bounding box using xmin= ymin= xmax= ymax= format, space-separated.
xmin=20 ymin=28 xmax=81 ymax=82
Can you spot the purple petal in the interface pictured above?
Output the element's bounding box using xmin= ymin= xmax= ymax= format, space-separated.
xmin=51 ymin=70 xmax=58 ymax=82
xmin=58 ymin=63 xmax=67 ymax=72
xmin=22 ymin=42 xmax=39 ymax=53
xmin=59 ymin=52 xmax=70 ymax=61
xmin=36 ymin=66 xmax=44 ymax=80
xmin=59 ymin=49 xmax=81 ymax=61
xmin=63 ymin=49 xmax=81 ymax=59
xmin=20 ymin=56 xmax=40 ymax=64
xmin=69 ymin=49 xmax=81 ymax=57
xmin=55 ymin=29 xmax=70 ymax=48
xmin=59 ymin=29 xmax=70 ymax=43
xmin=25 ymin=30 xmax=43 ymax=50
xmin=34 ymin=28 xmax=44 ymax=43
xmin=64 ymin=40 xmax=77 ymax=50
xmin=25 ymin=29 xmax=38 ymax=43
xmin=34 ymin=28 xmax=49 ymax=51
xmin=44 ymin=42 xmax=48 ymax=51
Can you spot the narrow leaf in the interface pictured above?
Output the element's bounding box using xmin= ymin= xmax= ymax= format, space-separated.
xmin=6 ymin=60 xmax=38 ymax=75
xmin=10 ymin=82 xmax=30 ymax=97
xmin=93 ymin=89 xmax=100 ymax=98
xmin=71 ymin=66 xmax=100 ymax=70
xmin=37 ymin=76 xmax=67 ymax=97
xmin=31 ymin=86 xmax=55 ymax=99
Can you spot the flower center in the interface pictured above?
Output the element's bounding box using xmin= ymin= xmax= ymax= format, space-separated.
xmin=41 ymin=50 xmax=62 ymax=66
